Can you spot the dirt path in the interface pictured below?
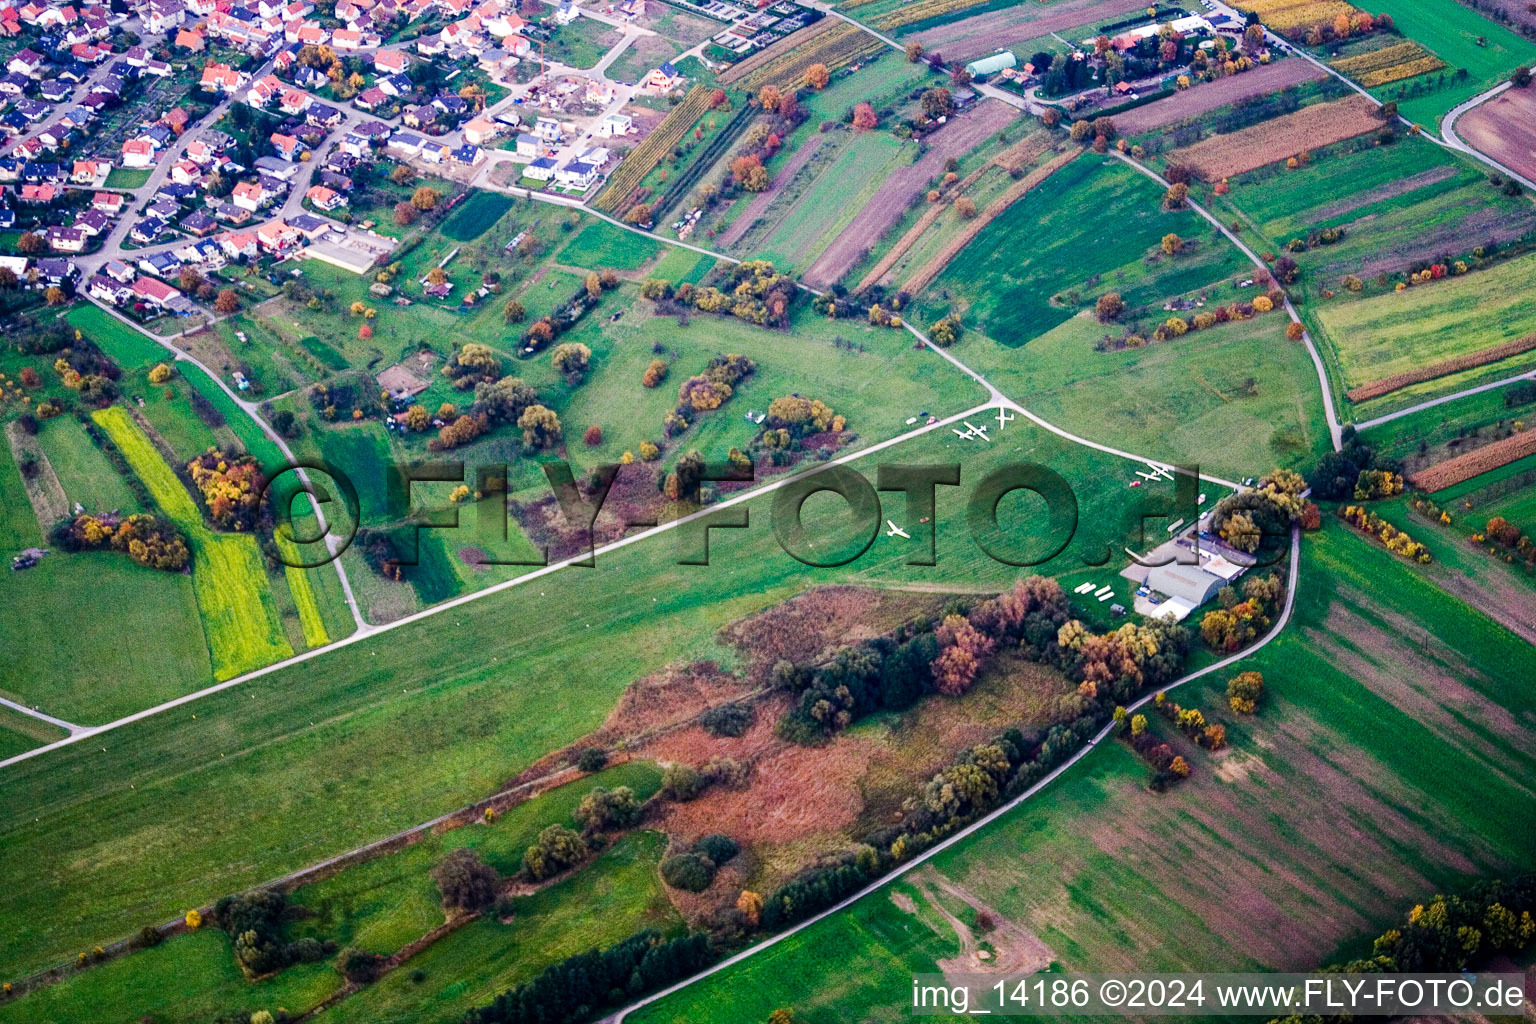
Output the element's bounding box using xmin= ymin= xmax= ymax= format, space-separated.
xmin=903 ymin=867 xmax=1056 ymax=979
xmin=719 ymin=134 xmax=827 ymax=249
xmin=911 ymin=0 xmax=1147 ymax=62
xmin=803 ymin=100 xmax=1017 ymax=289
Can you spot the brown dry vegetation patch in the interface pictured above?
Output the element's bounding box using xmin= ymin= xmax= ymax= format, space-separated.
xmin=1458 ymin=85 xmax=1536 ymax=184
xmin=720 ymin=584 xmax=947 ymax=683
xmin=1167 ymin=94 xmax=1382 ymax=181
xmin=803 ymin=100 xmax=1019 ymax=289
xmin=511 ymin=462 xmax=667 ymax=563
xmin=1351 ymin=203 xmax=1536 ymax=277
xmin=910 ymin=0 xmax=1147 ymax=62
xmin=1111 ymin=59 xmax=1326 ymax=134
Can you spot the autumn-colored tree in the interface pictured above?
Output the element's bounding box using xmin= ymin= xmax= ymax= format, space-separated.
xmin=1163 ymin=182 xmax=1189 ymax=208
xmin=503 ymin=299 xmax=526 ymax=323
xmin=552 ymin=342 xmax=591 ymax=383
xmin=757 ymin=84 xmax=782 ymax=110
xmin=737 ymin=889 xmax=764 ymax=927
xmin=404 ymin=404 xmax=429 ymax=430
xmin=43 ymin=286 xmax=65 ymax=306
xmin=179 ymin=266 xmax=204 ymax=293
xmin=394 ymin=201 xmax=419 ymax=226
xmin=1041 ymin=107 xmax=1061 ymax=127
xmin=642 ymin=358 xmax=668 ymax=387
xmin=583 ymin=424 xmax=603 ymax=446
xmin=851 ymin=101 xmax=878 ymax=130
xmin=1169 ymin=755 xmax=1190 ymax=777
xmin=391 ymin=163 xmax=416 ymax=185
xmin=639 ymin=440 xmax=660 ymax=461
xmin=921 ymin=87 xmax=953 ymax=119
xmin=624 ymin=202 xmax=652 ymax=225
xmin=731 ymin=154 xmax=770 ymax=191
xmin=411 ymin=186 xmax=440 ymax=210
xmin=955 ymin=196 xmax=977 ymax=219
xmin=518 ymin=403 xmax=562 ymax=448
xmin=1069 ymin=119 xmax=1093 ymax=143
xmin=803 ymin=62 xmax=830 ymax=90
xmin=16 ymin=232 xmax=43 ymax=254
xmin=185 ymin=910 xmax=202 ymax=929
xmin=1161 ymin=232 xmax=1182 ymax=255
xmin=1096 ymin=291 xmax=1125 ymax=322
xmin=906 ymin=41 xmax=925 ymax=62
xmin=1227 ymin=671 xmax=1264 ymax=713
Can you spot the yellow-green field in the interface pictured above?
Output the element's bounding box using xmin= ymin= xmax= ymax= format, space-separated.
xmin=92 ymin=407 xmax=293 ymax=680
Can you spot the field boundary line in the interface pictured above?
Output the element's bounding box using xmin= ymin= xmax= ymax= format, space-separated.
xmin=1356 ymin=367 xmax=1536 ymax=431
xmin=608 ymin=529 xmax=1302 ymax=1023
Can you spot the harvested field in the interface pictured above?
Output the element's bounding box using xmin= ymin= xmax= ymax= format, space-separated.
xmin=802 ymin=100 xmax=1017 ymax=289
xmin=1111 ymin=59 xmax=1326 ymax=134
xmin=718 ymin=134 xmax=827 ymax=248
xmin=1408 ymin=429 xmax=1536 ymax=490
xmin=1330 ymin=40 xmax=1446 ymax=87
xmin=1346 ymin=333 xmax=1536 ymax=402
xmin=718 ymin=19 xmax=836 ymax=86
xmin=902 ymin=147 xmax=1079 ymax=294
xmin=1230 ymin=0 xmax=1364 ymax=34
xmin=908 ymin=0 xmax=1147 ymax=61
xmin=1167 ymin=94 xmax=1383 ymax=180
xmin=1457 ymin=85 xmax=1536 ymax=184
xmin=1351 ymin=205 xmax=1536 ymax=277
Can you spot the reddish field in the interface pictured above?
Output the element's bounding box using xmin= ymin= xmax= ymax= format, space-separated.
xmin=1408 ymin=429 xmax=1536 ymax=491
xmin=1168 ymin=94 xmax=1383 ymax=180
xmin=802 ymin=99 xmax=1016 ymax=288
xmin=1112 ymin=59 xmax=1326 ymax=135
xmin=910 ymin=0 xmax=1147 ymax=62
xmin=1457 ymin=86 xmax=1536 ymax=184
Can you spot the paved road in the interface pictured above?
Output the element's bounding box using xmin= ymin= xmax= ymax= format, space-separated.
xmin=0 ymin=695 xmax=89 ymax=736
xmin=1441 ymin=81 xmax=1536 ymax=192
xmin=609 ymin=526 xmax=1303 ymax=1022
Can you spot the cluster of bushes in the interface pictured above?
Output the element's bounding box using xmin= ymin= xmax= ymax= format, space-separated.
xmin=665 ymin=353 xmax=755 ymax=437
xmin=309 ymin=378 xmax=369 ymax=421
xmin=51 ymin=343 xmax=121 ymax=408
xmin=776 ymin=577 xmax=1189 ymax=746
xmin=753 ymin=395 xmax=845 ymax=456
xmin=464 ymin=929 xmax=714 ymax=1024
xmin=1209 ymin=467 xmax=1316 ymax=556
xmin=518 ymin=272 xmax=619 ymax=357
xmin=443 ymin=343 xmax=504 ymax=391
xmin=1284 ymin=875 xmax=1536 ymax=1021
xmin=812 ymin=282 xmax=906 ymax=322
xmin=1200 ymin=571 xmax=1286 ymax=652
xmin=660 ymin=834 xmax=739 ymax=893
xmin=721 ymin=85 xmax=809 ymax=196
xmin=1472 ymin=514 xmax=1536 ymax=566
xmin=1341 ymin=505 xmax=1432 ymax=563
xmin=640 ymin=262 xmax=797 ymax=329
xmin=1094 ymin=286 xmax=1287 ymax=350
xmin=1408 ymin=494 xmax=1452 ymax=525
xmin=212 ymin=890 xmax=333 ymax=977
xmin=699 ymin=701 xmax=753 ymax=737
xmin=1505 ymin=380 xmax=1536 ymax=409
xmin=51 ymin=512 xmax=190 ymax=571
xmin=1308 ymin=427 xmax=1403 ymax=502
xmin=186 ymin=448 xmax=266 ymax=531
xmin=1227 ymin=670 xmax=1264 ymax=713
xmin=1284 ymin=226 xmax=1345 ymax=253
xmin=1121 ymin=711 xmax=1190 ymax=790
xmin=1153 ymin=691 xmax=1226 ymax=751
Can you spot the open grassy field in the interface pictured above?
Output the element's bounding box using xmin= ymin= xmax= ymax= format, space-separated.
xmin=440 ymin=191 xmax=517 ymax=242
xmin=0 ymin=551 xmax=212 ymax=724
xmin=33 ymin=415 xmax=143 ymax=514
xmin=91 ymin=406 xmax=292 ymax=681
xmin=556 ymin=220 xmax=665 ymax=270
xmin=0 ymin=708 xmax=66 ymax=760
xmin=1362 ymin=0 xmax=1536 ymax=127
xmin=0 ymin=419 xmax=44 ymax=550
xmin=951 ymin=308 xmax=1334 ymax=479
xmin=631 ymin=526 xmax=1536 ymax=1022
xmin=0 ymin=417 xmax=1184 ymax=979
xmin=1205 ymin=135 xmax=1536 ymax=291
xmin=1359 ymin=382 xmax=1536 ymax=462
xmin=1313 ymin=251 xmax=1536 ymax=397
xmin=916 ymin=153 xmax=1250 ymax=345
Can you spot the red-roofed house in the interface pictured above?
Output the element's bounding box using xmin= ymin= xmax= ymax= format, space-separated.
xmin=200 ymin=63 xmax=244 ymax=93
xmin=132 ymin=275 xmax=182 ymax=307
xmin=305 ymin=184 xmax=345 ymax=209
xmin=270 ymin=132 xmax=303 ymax=161
xmin=173 ymin=26 xmax=204 ymax=49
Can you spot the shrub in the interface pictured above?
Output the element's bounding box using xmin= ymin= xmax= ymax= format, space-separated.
xmin=693 ymin=833 xmax=738 ymax=865
xmin=576 ymin=747 xmax=608 ymax=772
xmin=337 ymin=947 xmax=384 ymax=984
xmin=662 ymin=762 xmax=706 ymax=801
xmin=660 ymin=852 xmax=716 ymax=892
xmin=522 ymin=824 xmax=588 ymax=880
xmin=572 ymin=786 xmax=643 ymax=831
xmin=699 ymin=701 xmax=753 ymax=737
xmin=433 ymin=847 xmax=499 ymax=911
xmin=1227 ymin=671 xmax=1264 ymax=713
